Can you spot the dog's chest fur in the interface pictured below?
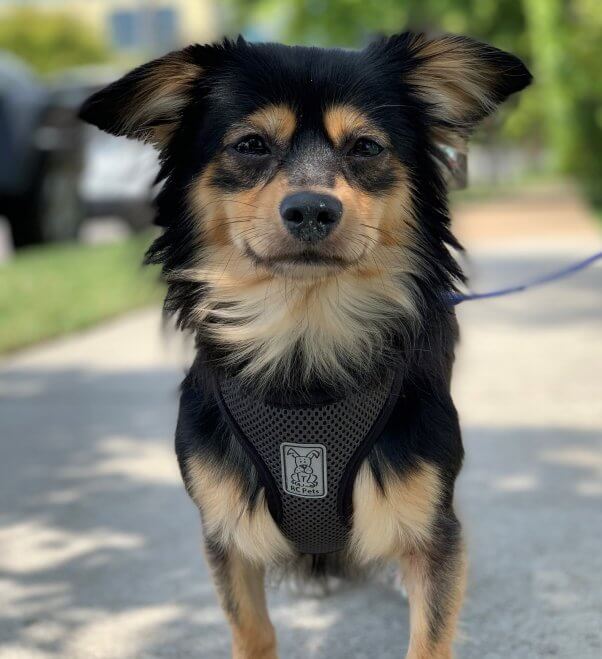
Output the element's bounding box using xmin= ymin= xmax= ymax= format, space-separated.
xmin=183 ymin=450 xmax=442 ymax=566
xmin=176 ymin=309 xmax=463 ymax=572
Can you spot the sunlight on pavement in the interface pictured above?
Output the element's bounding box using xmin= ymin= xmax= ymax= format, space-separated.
xmin=0 ymin=234 xmax=600 ymax=658
xmin=492 ymin=473 xmax=539 ymax=492
xmin=62 ymin=436 xmax=181 ymax=486
xmin=64 ymin=605 xmax=183 ymax=658
xmin=540 ymin=447 xmax=602 ymax=496
xmin=272 ymin=599 xmax=340 ymax=630
xmin=0 ymin=522 xmax=143 ymax=573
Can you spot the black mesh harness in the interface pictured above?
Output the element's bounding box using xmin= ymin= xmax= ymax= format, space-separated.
xmin=215 ymin=366 xmax=403 ymax=554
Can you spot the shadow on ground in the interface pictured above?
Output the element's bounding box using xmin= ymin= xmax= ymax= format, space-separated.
xmin=1 ymin=364 xmax=601 ymax=658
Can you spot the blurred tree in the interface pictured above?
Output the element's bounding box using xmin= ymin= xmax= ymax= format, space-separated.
xmin=522 ymin=0 xmax=572 ymax=168
xmin=559 ymin=0 xmax=602 ymax=206
xmin=224 ymin=0 xmax=528 ymax=52
xmin=0 ymin=9 xmax=109 ymax=75
xmin=225 ymin=0 xmax=602 ymax=207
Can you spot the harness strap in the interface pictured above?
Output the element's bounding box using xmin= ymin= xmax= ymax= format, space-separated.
xmin=216 ymin=368 xmax=403 ymax=554
xmin=449 ymin=251 xmax=602 ymax=305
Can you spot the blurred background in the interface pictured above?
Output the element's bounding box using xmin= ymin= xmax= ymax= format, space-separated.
xmin=0 ymin=0 xmax=600 ymax=351
xmin=0 ymin=2 xmax=600 ymax=659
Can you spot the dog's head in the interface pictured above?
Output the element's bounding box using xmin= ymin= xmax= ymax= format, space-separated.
xmin=80 ymin=34 xmax=530 ymax=384
xmin=287 ymin=448 xmax=320 ymax=467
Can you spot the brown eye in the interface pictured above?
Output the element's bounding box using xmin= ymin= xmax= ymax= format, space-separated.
xmin=349 ymin=138 xmax=383 ymax=157
xmin=233 ymin=135 xmax=270 ymax=156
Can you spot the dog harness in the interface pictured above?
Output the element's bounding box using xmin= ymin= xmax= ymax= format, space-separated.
xmin=215 ymin=366 xmax=403 ymax=554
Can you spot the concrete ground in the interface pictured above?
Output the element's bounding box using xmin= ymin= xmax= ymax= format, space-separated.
xmin=1 ymin=203 xmax=601 ymax=657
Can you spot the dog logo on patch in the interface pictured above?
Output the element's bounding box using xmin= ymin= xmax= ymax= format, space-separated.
xmin=280 ymin=443 xmax=327 ymax=498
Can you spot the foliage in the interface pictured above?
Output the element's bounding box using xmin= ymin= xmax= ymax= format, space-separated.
xmin=0 ymin=234 xmax=163 ymax=354
xmin=225 ymin=0 xmax=602 ymax=207
xmin=560 ymin=0 xmax=602 ymax=205
xmin=0 ymin=9 xmax=109 ymax=75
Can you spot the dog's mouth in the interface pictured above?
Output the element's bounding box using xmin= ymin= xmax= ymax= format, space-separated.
xmin=244 ymin=242 xmax=360 ymax=272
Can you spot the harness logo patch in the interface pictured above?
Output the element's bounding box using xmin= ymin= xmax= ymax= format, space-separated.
xmin=280 ymin=443 xmax=327 ymax=498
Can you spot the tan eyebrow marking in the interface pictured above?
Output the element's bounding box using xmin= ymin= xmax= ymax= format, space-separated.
xmin=224 ymin=104 xmax=297 ymax=145
xmin=323 ymin=105 xmax=388 ymax=148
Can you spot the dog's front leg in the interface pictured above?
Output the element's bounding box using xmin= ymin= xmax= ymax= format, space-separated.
xmin=205 ymin=539 xmax=278 ymax=659
xmin=401 ymin=514 xmax=466 ymax=659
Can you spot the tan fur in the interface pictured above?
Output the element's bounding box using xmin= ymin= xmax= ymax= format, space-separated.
xmin=185 ymin=136 xmax=417 ymax=387
xmin=403 ymin=548 xmax=467 ymax=659
xmin=364 ymin=173 xmax=417 ymax=248
xmin=204 ymin=542 xmax=277 ymax=659
xmin=171 ymin=243 xmax=418 ymax=387
xmin=218 ymin=172 xmax=415 ymax=267
xmin=224 ymin=104 xmax=297 ymax=147
xmin=225 ymin=172 xmax=293 ymax=258
xmin=181 ymin=95 xmax=466 ymax=656
xmin=350 ymin=461 xmax=442 ymax=563
xmin=406 ymin=34 xmax=497 ymax=124
xmin=190 ymin=453 xmax=461 ymax=659
xmin=124 ymin=52 xmax=202 ymax=145
xmin=188 ymin=161 xmax=232 ymax=246
xmin=226 ymin=553 xmax=278 ymax=659
xmin=186 ymin=456 xmax=292 ymax=564
xmin=323 ymin=105 xmax=389 ymax=148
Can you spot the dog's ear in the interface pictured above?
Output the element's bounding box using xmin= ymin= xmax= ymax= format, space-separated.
xmin=306 ymin=450 xmax=320 ymax=460
xmin=79 ymin=44 xmax=219 ymax=147
xmin=287 ymin=448 xmax=300 ymax=458
xmin=375 ymin=32 xmax=532 ymax=136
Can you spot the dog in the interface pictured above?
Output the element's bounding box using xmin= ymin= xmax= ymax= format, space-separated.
xmin=80 ymin=32 xmax=531 ymax=658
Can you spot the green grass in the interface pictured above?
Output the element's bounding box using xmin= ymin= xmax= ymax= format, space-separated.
xmin=0 ymin=233 xmax=164 ymax=354
xmin=450 ymin=172 xmax=560 ymax=204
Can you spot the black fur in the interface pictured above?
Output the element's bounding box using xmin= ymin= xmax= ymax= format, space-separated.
xmin=80 ymin=33 xmax=531 ymax=582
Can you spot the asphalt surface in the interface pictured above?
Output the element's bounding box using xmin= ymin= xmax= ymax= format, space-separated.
xmin=1 ymin=238 xmax=601 ymax=659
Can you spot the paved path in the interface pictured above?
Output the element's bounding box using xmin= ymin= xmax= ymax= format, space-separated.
xmin=453 ymin=183 xmax=598 ymax=244
xmin=1 ymin=236 xmax=601 ymax=658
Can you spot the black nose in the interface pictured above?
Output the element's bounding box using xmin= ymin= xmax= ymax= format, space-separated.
xmin=280 ymin=192 xmax=342 ymax=242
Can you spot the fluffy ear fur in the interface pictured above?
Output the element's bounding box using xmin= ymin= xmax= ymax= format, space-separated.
xmin=79 ymin=45 xmax=209 ymax=146
xmin=377 ymin=32 xmax=532 ymax=136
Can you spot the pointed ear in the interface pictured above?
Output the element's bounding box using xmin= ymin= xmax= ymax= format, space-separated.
xmin=79 ymin=45 xmax=210 ymax=147
xmin=287 ymin=448 xmax=300 ymax=457
xmin=382 ymin=32 xmax=532 ymax=135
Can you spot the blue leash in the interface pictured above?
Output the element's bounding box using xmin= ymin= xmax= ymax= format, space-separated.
xmin=449 ymin=250 xmax=602 ymax=305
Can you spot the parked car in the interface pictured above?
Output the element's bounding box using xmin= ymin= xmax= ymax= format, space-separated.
xmin=0 ymin=52 xmax=85 ymax=248
xmin=53 ymin=66 xmax=159 ymax=231
xmin=80 ymin=124 xmax=158 ymax=230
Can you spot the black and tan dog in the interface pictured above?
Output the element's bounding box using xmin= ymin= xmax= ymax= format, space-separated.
xmin=80 ymin=32 xmax=531 ymax=659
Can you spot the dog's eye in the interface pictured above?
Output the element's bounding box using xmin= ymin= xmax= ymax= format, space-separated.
xmin=349 ymin=138 xmax=383 ymax=158
xmin=233 ymin=135 xmax=270 ymax=156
